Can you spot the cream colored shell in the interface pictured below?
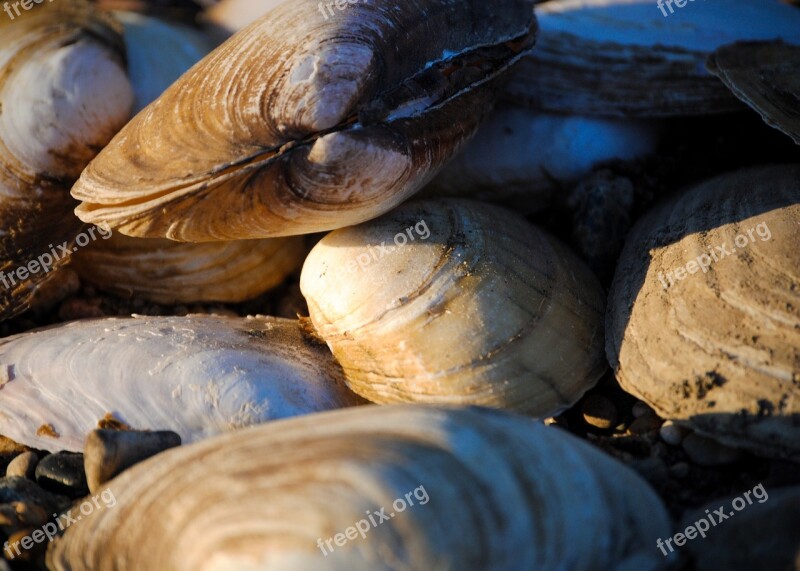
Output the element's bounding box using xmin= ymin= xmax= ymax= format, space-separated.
xmin=300 ymin=199 xmax=606 ymax=417
xmin=47 ymin=405 xmax=674 ymax=571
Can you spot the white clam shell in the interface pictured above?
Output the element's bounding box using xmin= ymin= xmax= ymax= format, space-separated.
xmin=47 ymin=405 xmax=674 ymax=571
xmin=427 ymin=106 xmax=659 ymax=212
xmin=506 ymin=0 xmax=800 ymax=116
xmin=300 ymin=199 xmax=607 ymax=417
xmin=0 ymin=315 xmax=362 ymax=452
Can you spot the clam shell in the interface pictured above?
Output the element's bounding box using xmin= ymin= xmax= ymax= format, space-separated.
xmin=505 ymin=0 xmax=800 ymax=117
xmin=425 ymin=105 xmax=659 ymax=213
xmin=47 ymin=405 xmax=673 ymax=570
xmin=0 ymin=1 xmax=133 ymax=321
xmin=71 ymin=0 xmax=537 ymax=240
xmin=115 ymin=11 xmax=214 ymax=113
xmin=0 ymin=315 xmax=362 ymax=452
xmin=300 ymin=199 xmax=606 ymax=417
xmin=71 ymin=233 xmax=305 ymax=304
xmin=707 ymin=41 xmax=800 ymax=146
xmin=607 ymin=165 xmax=800 ymax=460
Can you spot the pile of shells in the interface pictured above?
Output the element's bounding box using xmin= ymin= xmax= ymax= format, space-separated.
xmin=0 ymin=0 xmax=798 ymax=569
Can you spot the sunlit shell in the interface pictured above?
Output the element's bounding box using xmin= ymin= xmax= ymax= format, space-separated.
xmin=505 ymin=0 xmax=800 ymax=117
xmin=0 ymin=315 xmax=362 ymax=452
xmin=48 ymin=405 xmax=674 ymax=571
xmin=71 ymin=0 xmax=538 ymax=240
xmin=607 ymin=165 xmax=800 ymax=460
xmin=71 ymin=233 xmax=305 ymax=304
xmin=301 ymin=199 xmax=606 ymax=417
xmin=0 ymin=1 xmax=133 ymax=321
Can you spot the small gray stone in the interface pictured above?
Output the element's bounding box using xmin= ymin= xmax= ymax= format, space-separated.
xmin=84 ymin=429 xmax=181 ymax=493
xmin=669 ymin=462 xmax=690 ymax=479
xmin=628 ymin=415 xmax=663 ymax=435
xmin=0 ymin=477 xmax=71 ymax=515
xmin=682 ymin=433 xmax=744 ymax=467
xmin=35 ymin=452 xmax=88 ymax=498
xmin=5 ymin=452 xmax=38 ymax=480
xmin=659 ymin=420 xmax=690 ymax=446
xmin=581 ymin=395 xmax=618 ymax=430
xmin=632 ymin=401 xmax=655 ymax=418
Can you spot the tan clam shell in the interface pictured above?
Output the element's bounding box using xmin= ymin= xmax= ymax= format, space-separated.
xmin=707 ymin=41 xmax=800 ymax=146
xmin=0 ymin=315 xmax=362 ymax=452
xmin=300 ymin=199 xmax=606 ymax=417
xmin=0 ymin=1 xmax=133 ymax=321
xmin=71 ymin=233 xmax=305 ymax=304
xmin=505 ymin=0 xmax=800 ymax=117
xmin=47 ymin=405 xmax=674 ymax=571
xmin=425 ymin=105 xmax=659 ymax=213
xmin=607 ymin=165 xmax=800 ymax=460
xmin=70 ymin=0 xmax=538 ymax=241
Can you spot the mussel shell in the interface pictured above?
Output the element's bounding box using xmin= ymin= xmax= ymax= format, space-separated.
xmin=0 ymin=1 xmax=133 ymax=321
xmin=707 ymin=41 xmax=800 ymax=145
xmin=300 ymin=199 xmax=607 ymax=417
xmin=71 ymin=0 xmax=538 ymax=240
xmin=505 ymin=0 xmax=800 ymax=117
xmin=607 ymin=165 xmax=800 ymax=460
xmin=47 ymin=405 xmax=673 ymax=570
xmin=71 ymin=233 xmax=305 ymax=304
xmin=0 ymin=315 xmax=362 ymax=452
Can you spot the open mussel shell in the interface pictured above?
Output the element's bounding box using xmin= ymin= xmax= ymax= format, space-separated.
xmin=425 ymin=105 xmax=659 ymax=213
xmin=47 ymin=405 xmax=673 ymax=571
xmin=0 ymin=315 xmax=362 ymax=452
xmin=71 ymin=0 xmax=538 ymax=241
xmin=505 ymin=0 xmax=800 ymax=117
xmin=707 ymin=41 xmax=800 ymax=145
xmin=71 ymin=233 xmax=305 ymax=304
xmin=0 ymin=1 xmax=134 ymax=321
xmin=300 ymin=199 xmax=606 ymax=417
xmin=607 ymin=165 xmax=800 ymax=460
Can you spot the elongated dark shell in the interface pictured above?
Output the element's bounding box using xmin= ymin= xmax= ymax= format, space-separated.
xmin=0 ymin=1 xmax=133 ymax=321
xmin=607 ymin=165 xmax=800 ymax=460
xmin=708 ymin=41 xmax=800 ymax=145
xmin=71 ymin=0 xmax=537 ymax=241
xmin=47 ymin=406 xmax=673 ymax=570
xmin=505 ymin=0 xmax=800 ymax=117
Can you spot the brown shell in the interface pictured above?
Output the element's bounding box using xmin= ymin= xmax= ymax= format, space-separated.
xmin=607 ymin=165 xmax=800 ymax=460
xmin=707 ymin=41 xmax=800 ymax=145
xmin=0 ymin=1 xmax=133 ymax=321
xmin=71 ymin=233 xmax=305 ymax=304
xmin=71 ymin=0 xmax=537 ymax=241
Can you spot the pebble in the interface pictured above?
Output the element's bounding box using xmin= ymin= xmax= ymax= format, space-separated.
xmin=632 ymin=401 xmax=655 ymax=418
xmin=6 ymin=452 xmax=38 ymax=480
xmin=35 ymin=452 xmax=89 ymax=498
xmin=682 ymin=433 xmax=745 ymax=467
xmin=84 ymin=429 xmax=181 ymax=493
xmin=0 ymin=477 xmax=70 ymax=516
xmin=581 ymin=395 xmax=618 ymax=430
xmin=659 ymin=420 xmax=690 ymax=446
xmin=628 ymin=415 xmax=663 ymax=435
xmin=669 ymin=462 xmax=690 ymax=479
